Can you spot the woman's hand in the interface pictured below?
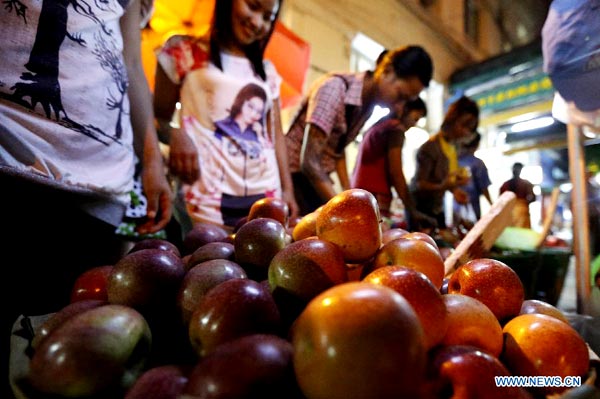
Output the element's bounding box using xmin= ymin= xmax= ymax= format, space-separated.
xmin=453 ymin=187 xmax=470 ymax=205
xmin=168 ymin=128 xmax=199 ymax=184
xmin=138 ymin=159 xmax=173 ymax=235
xmin=282 ymin=188 xmax=300 ymax=219
xmin=455 ymin=167 xmax=471 ymax=186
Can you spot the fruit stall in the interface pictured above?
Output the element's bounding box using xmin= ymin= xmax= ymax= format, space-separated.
xmin=9 ymin=2 xmax=600 ymax=398
xmin=9 ymin=190 xmax=600 ymax=399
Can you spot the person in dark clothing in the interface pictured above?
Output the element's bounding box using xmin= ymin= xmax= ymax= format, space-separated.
xmin=499 ymin=162 xmax=536 ymax=228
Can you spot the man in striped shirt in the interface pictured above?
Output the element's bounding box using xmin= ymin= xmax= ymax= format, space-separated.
xmin=285 ymin=45 xmax=433 ymax=215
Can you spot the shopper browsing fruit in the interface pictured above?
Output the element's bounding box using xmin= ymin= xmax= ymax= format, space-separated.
xmin=285 ymin=46 xmax=434 ymax=216
xmin=154 ymin=0 xmax=298 ymax=231
xmin=0 ymin=0 xmax=171 ymax=396
xmin=409 ymin=96 xmax=479 ymax=230
xmin=351 ymin=97 xmax=436 ymax=229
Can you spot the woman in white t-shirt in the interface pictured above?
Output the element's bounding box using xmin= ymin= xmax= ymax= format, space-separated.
xmin=0 ymin=1 xmax=172 ymax=395
xmin=154 ymin=0 xmax=298 ymax=230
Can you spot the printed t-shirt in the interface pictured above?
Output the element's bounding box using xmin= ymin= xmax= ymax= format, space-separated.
xmin=157 ymin=35 xmax=282 ymax=227
xmin=0 ymin=0 xmax=137 ymax=216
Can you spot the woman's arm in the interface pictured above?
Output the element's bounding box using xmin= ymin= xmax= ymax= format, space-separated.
xmin=270 ymin=100 xmax=299 ymax=218
xmin=413 ymin=142 xmax=460 ymax=193
xmin=413 ymin=143 xmax=468 ymax=206
xmin=120 ymin=0 xmax=172 ymax=233
xmin=387 ymin=126 xmax=437 ymax=226
xmin=335 ymin=150 xmax=350 ymax=191
xmin=387 ymin=127 xmax=414 ymax=211
xmin=413 ymin=149 xmax=448 ymax=193
xmin=300 ymin=123 xmax=337 ymax=201
xmin=154 ymin=58 xmax=199 ymax=184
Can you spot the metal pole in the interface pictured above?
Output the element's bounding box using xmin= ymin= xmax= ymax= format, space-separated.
xmin=567 ymin=123 xmax=591 ymax=314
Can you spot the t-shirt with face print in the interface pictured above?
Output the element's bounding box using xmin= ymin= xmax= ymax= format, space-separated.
xmin=157 ymin=35 xmax=282 ymax=228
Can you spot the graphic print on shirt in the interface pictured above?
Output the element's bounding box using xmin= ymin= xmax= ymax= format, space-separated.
xmin=1 ymin=0 xmax=130 ymax=145
xmin=213 ymin=83 xmax=267 ymax=161
xmin=157 ymin=35 xmax=282 ymax=225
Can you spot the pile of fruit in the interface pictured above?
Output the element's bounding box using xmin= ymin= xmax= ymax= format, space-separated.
xmin=15 ymin=189 xmax=596 ymax=399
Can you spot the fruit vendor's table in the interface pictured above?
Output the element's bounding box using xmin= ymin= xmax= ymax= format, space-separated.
xmin=9 ymin=312 xmax=600 ymax=399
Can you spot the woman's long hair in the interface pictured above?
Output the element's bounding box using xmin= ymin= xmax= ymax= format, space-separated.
xmin=229 ymin=83 xmax=267 ymax=118
xmin=441 ymin=96 xmax=480 ymax=132
xmin=209 ymin=0 xmax=283 ymax=81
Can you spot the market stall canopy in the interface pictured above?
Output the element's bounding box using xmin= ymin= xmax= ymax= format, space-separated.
xmin=541 ymin=0 xmax=600 ymax=130
xmin=142 ymin=0 xmax=310 ymax=109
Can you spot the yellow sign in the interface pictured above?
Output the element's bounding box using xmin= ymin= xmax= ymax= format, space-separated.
xmin=474 ymin=75 xmax=554 ymax=112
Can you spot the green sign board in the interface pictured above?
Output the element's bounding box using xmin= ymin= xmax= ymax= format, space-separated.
xmin=472 ymin=74 xmax=555 ymax=114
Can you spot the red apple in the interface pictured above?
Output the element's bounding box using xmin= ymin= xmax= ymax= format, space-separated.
xmin=70 ymin=265 xmax=113 ymax=303
xmin=363 ymin=266 xmax=448 ymax=349
xmin=185 ymin=241 xmax=235 ymax=271
xmin=188 ymin=279 xmax=281 ymax=357
xmin=28 ymin=304 xmax=152 ymax=397
xmin=233 ymin=216 xmax=248 ymax=233
xmin=399 ymin=231 xmax=439 ymax=250
xmin=502 ymin=313 xmax=589 ymax=394
xmin=268 ymin=238 xmax=348 ymax=328
xmin=381 ymin=227 xmax=408 ymax=244
xmin=292 ymin=210 xmax=319 ymax=242
xmin=428 ymin=345 xmax=533 ymax=399
xmin=288 ymin=216 xmax=302 ymax=229
xmin=177 ymin=259 xmax=247 ymax=325
xmin=347 ymin=262 xmax=367 ymax=281
xmin=128 ymin=238 xmax=181 ymax=257
xmin=268 ymin=238 xmax=348 ymax=301
xmin=234 ymin=218 xmax=287 ymax=280
xmin=448 ymin=258 xmax=524 ymax=321
xmin=184 ymin=334 xmax=299 ymax=398
xmin=316 ymin=189 xmax=382 ymax=263
xmin=107 ymin=249 xmax=186 ymax=314
xmin=519 ymin=299 xmax=569 ymax=324
xmin=440 ymin=277 xmax=449 ymax=294
xmin=124 ymin=365 xmax=189 ymax=399
xmin=441 ymin=294 xmax=504 ymax=357
xmin=371 ymin=237 xmax=445 ymax=288
xmin=247 ymin=197 xmax=289 ymax=227
xmin=31 ymin=299 xmax=106 ymax=349
xmin=183 ymin=222 xmax=229 ymax=255
xmin=292 ymin=282 xmax=426 ymax=399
